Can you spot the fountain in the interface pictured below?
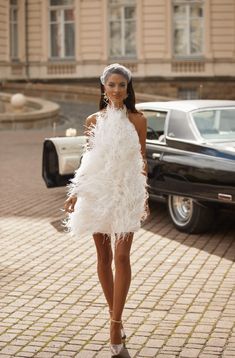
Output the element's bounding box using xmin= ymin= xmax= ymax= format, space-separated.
xmin=0 ymin=92 xmax=60 ymax=129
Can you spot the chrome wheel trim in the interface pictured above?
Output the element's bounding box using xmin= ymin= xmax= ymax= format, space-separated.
xmin=168 ymin=195 xmax=193 ymax=227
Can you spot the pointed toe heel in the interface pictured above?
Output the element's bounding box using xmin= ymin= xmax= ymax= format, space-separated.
xmin=110 ymin=343 xmax=124 ymax=356
xmin=110 ymin=319 xmax=125 ymax=357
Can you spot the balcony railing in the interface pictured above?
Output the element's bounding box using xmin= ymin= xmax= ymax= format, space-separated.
xmin=172 ymin=60 xmax=205 ymax=73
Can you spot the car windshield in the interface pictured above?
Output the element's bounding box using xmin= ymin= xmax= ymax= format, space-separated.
xmin=192 ymin=108 xmax=235 ymax=140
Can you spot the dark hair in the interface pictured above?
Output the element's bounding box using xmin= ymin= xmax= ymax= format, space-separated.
xmin=99 ymin=77 xmax=138 ymax=113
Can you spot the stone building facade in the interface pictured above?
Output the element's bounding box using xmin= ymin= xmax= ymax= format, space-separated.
xmin=0 ymin=0 xmax=235 ymax=99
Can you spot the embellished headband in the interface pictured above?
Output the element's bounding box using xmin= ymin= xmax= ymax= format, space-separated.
xmin=100 ymin=63 xmax=132 ymax=85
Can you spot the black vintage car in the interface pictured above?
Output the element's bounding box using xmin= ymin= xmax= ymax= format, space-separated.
xmin=43 ymin=100 xmax=235 ymax=234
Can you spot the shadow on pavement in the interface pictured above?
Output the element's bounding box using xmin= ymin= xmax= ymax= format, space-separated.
xmin=143 ymin=200 xmax=235 ymax=262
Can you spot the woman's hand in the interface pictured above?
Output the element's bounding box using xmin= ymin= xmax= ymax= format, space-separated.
xmin=64 ymin=196 xmax=77 ymax=213
xmin=145 ymin=200 xmax=150 ymax=218
xmin=141 ymin=200 xmax=150 ymax=221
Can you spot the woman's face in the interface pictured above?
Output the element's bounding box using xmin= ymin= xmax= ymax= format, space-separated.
xmin=104 ymin=73 xmax=128 ymax=107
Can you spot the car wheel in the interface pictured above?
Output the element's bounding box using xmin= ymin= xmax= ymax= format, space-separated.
xmin=167 ymin=195 xmax=214 ymax=234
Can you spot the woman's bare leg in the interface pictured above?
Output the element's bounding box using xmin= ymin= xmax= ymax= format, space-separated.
xmin=93 ymin=233 xmax=114 ymax=311
xmin=111 ymin=233 xmax=133 ymax=344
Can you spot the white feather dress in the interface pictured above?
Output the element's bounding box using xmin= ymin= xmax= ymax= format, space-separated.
xmin=65 ymin=105 xmax=148 ymax=240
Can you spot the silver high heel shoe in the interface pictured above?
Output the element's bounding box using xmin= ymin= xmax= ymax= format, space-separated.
xmin=110 ymin=319 xmax=125 ymax=357
xmin=109 ymin=311 xmax=126 ymax=340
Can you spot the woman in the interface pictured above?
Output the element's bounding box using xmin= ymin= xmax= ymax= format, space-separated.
xmin=64 ymin=63 xmax=148 ymax=356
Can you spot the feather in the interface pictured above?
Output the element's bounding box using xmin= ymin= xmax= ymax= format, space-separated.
xmin=64 ymin=105 xmax=148 ymax=241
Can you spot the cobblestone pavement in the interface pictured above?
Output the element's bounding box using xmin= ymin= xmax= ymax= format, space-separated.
xmin=0 ymin=101 xmax=235 ymax=357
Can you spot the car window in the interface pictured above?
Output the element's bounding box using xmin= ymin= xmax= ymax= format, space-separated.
xmin=219 ymin=109 xmax=235 ymax=131
xmin=192 ymin=111 xmax=217 ymax=133
xmin=192 ymin=108 xmax=235 ymax=140
xmin=141 ymin=110 xmax=167 ymax=141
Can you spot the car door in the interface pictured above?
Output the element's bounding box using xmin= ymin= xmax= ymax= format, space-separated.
xmin=42 ymin=136 xmax=86 ymax=188
xmin=141 ymin=109 xmax=169 ymax=199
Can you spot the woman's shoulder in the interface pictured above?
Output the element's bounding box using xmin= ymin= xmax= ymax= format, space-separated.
xmin=128 ymin=110 xmax=147 ymax=131
xmin=129 ymin=110 xmax=146 ymax=121
xmin=85 ymin=110 xmax=104 ymax=126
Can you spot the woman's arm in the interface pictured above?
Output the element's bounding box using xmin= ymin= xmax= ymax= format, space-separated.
xmin=64 ymin=114 xmax=97 ymax=213
xmin=84 ymin=114 xmax=97 ymax=149
xmin=131 ymin=112 xmax=148 ymax=175
xmin=131 ymin=112 xmax=150 ymax=218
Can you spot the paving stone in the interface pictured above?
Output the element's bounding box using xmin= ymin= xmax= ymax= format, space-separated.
xmin=139 ymin=347 xmax=158 ymax=357
xmin=154 ymin=355 xmax=176 ymax=358
xmin=166 ymin=337 xmax=187 ymax=347
xmin=199 ymin=354 xmax=219 ymax=358
xmin=35 ymin=353 xmax=55 ymax=358
xmin=0 ymin=345 xmax=20 ymax=355
xmin=179 ymin=347 xmax=201 ymax=357
xmin=145 ymin=338 xmax=165 ymax=348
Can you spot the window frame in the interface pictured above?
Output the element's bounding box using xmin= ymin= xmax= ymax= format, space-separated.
xmin=48 ymin=0 xmax=75 ymax=60
xmin=178 ymin=88 xmax=199 ymax=100
xmin=172 ymin=0 xmax=204 ymax=58
xmin=9 ymin=0 xmax=19 ymax=61
xmin=108 ymin=0 xmax=137 ymax=59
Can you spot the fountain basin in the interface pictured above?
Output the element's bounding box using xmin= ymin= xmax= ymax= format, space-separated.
xmin=0 ymin=92 xmax=60 ymax=129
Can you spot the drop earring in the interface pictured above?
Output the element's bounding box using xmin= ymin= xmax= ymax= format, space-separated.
xmin=103 ymin=92 xmax=109 ymax=104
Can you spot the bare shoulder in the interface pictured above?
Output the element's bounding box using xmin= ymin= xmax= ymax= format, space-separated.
xmin=129 ymin=111 xmax=147 ymax=133
xmin=85 ymin=112 xmax=98 ymax=127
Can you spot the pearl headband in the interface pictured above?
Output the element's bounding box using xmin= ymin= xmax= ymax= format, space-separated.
xmin=100 ymin=63 xmax=132 ymax=85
